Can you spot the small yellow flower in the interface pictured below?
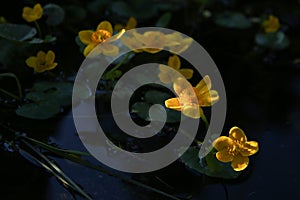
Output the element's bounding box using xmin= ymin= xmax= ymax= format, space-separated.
xmin=213 ymin=127 xmax=259 ymax=171
xmin=114 ymin=17 xmax=137 ymax=32
xmin=158 ymin=55 xmax=194 ymax=84
xmin=0 ymin=16 xmax=6 ymax=23
xmin=79 ymin=21 xmax=124 ymax=57
xmin=262 ymin=15 xmax=280 ymax=33
xmin=165 ymin=75 xmax=219 ymax=118
xmin=22 ymin=3 xmax=43 ymax=22
xmin=165 ymin=32 xmax=193 ymax=54
xmin=25 ymin=50 xmax=58 ymax=73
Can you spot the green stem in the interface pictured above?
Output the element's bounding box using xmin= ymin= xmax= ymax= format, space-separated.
xmin=106 ymin=53 xmax=130 ymax=74
xmin=201 ymin=114 xmax=209 ymax=129
xmin=0 ymin=73 xmax=23 ymax=100
xmin=34 ymin=21 xmax=42 ymax=38
xmin=0 ymin=88 xmax=21 ymax=100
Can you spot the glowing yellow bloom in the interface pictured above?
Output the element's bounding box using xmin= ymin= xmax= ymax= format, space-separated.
xmin=114 ymin=17 xmax=137 ymax=32
xmin=22 ymin=3 xmax=43 ymax=22
xmin=165 ymin=75 xmax=219 ymax=118
xmin=78 ymin=21 xmax=124 ymax=57
xmin=166 ymin=32 xmax=193 ymax=54
xmin=213 ymin=127 xmax=259 ymax=171
xmin=25 ymin=50 xmax=57 ymax=73
xmin=158 ymin=55 xmax=193 ymax=84
xmin=262 ymin=15 xmax=280 ymax=33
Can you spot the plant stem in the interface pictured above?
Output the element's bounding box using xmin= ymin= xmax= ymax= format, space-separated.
xmin=34 ymin=21 xmax=42 ymax=38
xmin=0 ymin=73 xmax=23 ymax=100
xmin=201 ymin=114 xmax=209 ymax=129
xmin=0 ymin=88 xmax=21 ymax=100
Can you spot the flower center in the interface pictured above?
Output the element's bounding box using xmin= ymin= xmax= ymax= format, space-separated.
xmin=91 ymin=30 xmax=112 ymax=43
xmin=227 ymin=141 xmax=244 ymax=156
xmin=178 ymin=88 xmax=198 ymax=107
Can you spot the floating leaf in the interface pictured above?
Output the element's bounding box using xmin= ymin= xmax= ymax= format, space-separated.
xmin=27 ymin=35 xmax=56 ymax=44
xmin=180 ymin=146 xmax=242 ymax=179
xmin=131 ymin=101 xmax=181 ymax=123
xmin=16 ymin=82 xmax=73 ymax=119
xmin=144 ymin=90 xmax=172 ymax=104
xmin=255 ymin=31 xmax=289 ymax=50
xmin=43 ymin=3 xmax=65 ymax=26
xmin=0 ymin=23 xmax=36 ymax=41
xmin=215 ymin=12 xmax=251 ymax=29
xmin=155 ymin=12 xmax=172 ymax=27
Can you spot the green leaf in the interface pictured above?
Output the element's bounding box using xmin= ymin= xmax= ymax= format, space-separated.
xmin=16 ymin=82 xmax=73 ymax=119
xmin=16 ymin=101 xmax=60 ymax=119
xmin=131 ymin=101 xmax=181 ymax=123
xmin=0 ymin=23 xmax=36 ymax=41
xmin=215 ymin=12 xmax=251 ymax=29
xmin=43 ymin=3 xmax=65 ymax=26
xmin=255 ymin=31 xmax=289 ymax=50
xmin=27 ymin=35 xmax=56 ymax=44
xmin=144 ymin=90 xmax=172 ymax=104
xmin=155 ymin=12 xmax=172 ymax=27
xmin=180 ymin=147 xmax=242 ymax=179
xmin=110 ymin=1 xmax=132 ymax=18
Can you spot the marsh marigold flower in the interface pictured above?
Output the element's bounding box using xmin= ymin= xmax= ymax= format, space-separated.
xmin=262 ymin=15 xmax=280 ymax=33
xmin=213 ymin=127 xmax=259 ymax=171
xmin=165 ymin=75 xmax=219 ymax=118
xmin=158 ymin=54 xmax=193 ymax=84
xmin=22 ymin=3 xmax=43 ymax=22
xmin=114 ymin=17 xmax=137 ymax=32
xmin=26 ymin=50 xmax=57 ymax=73
xmin=78 ymin=21 xmax=124 ymax=57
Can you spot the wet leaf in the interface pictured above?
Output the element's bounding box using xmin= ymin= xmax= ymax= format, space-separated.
xmin=180 ymin=146 xmax=242 ymax=179
xmin=215 ymin=12 xmax=251 ymax=29
xmin=255 ymin=31 xmax=289 ymax=50
xmin=16 ymin=101 xmax=60 ymax=119
xmin=43 ymin=3 xmax=65 ymax=26
xmin=0 ymin=23 xmax=36 ymax=41
xmin=144 ymin=90 xmax=172 ymax=104
xmin=155 ymin=12 xmax=172 ymax=28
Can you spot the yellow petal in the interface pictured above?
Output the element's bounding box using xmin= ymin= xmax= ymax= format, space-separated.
xmin=97 ymin=21 xmax=113 ymax=35
xmin=33 ymin=4 xmax=43 ymax=19
xmin=229 ymin=126 xmax=247 ymax=143
xmin=216 ymin=149 xmax=234 ymax=163
xmin=102 ymin=44 xmax=119 ymax=57
xmin=127 ymin=17 xmax=137 ymax=29
xmin=173 ymin=77 xmax=192 ymax=96
xmin=114 ymin=24 xmax=124 ymax=32
xmin=213 ymin=136 xmax=234 ymax=151
xmin=240 ymin=141 xmax=259 ymax=156
xmin=142 ymin=48 xmax=162 ymax=54
xmin=182 ymin=105 xmax=202 ymax=119
xmin=165 ymin=98 xmax=181 ymax=111
xmin=179 ymin=69 xmax=193 ymax=79
xmin=45 ymin=50 xmax=55 ymax=64
xmin=37 ymin=51 xmax=46 ymax=60
xmin=196 ymin=75 xmax=211 ymax=93
xmin=197 ymin=90 xmax=219 ymax=107
xmin=83 ymin=43 xmax=97 ymax=57
xmin=25 ymin=57 xmax=37 ymax=68
xmin=231 ymin=155 xmax=249 ymax=171
xmin=79 ymin=30 xmax=94 ymax=45
xmin=168 ymin=55 xmax=180 ymax=70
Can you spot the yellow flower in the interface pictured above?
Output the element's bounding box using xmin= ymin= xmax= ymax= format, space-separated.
xmin=158 ymin=55 xmax=194 ymax=84
xmin=213 ymin=127 xmax=259 ymax=171
xmin=0 ymin=16 xmax=6 ymax=23
xmin=262 ymin=15 xmax=280 ymax=33
xmin=114 ymin=17 xmax=137 ymax=32
xmin=165 ymin=75 xmax=219 ymax=118
xmin=25 ymin=50 xmax=58 ymax=73
xmin=165 ymin=32 xmax=193 ymax=54
xmin=22 ymin=3 xmax=43 ymax=22
xmin=78 ymin=21 xmax=124 ymax=57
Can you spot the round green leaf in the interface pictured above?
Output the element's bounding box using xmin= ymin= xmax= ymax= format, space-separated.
xmin=215 ymin=12 xmax=251 ymax=29
xmin=16 ymin=102 xmax=60 ymax=119
xmin=255 ymin=31 xmax=289 ymax=50
xmin=43 ymin=3 xmax=65 ymax=26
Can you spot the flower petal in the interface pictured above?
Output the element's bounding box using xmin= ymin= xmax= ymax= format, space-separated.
xmin=240 ymin=141 xmax=259 ymax=156
xmin=196 ymin=75 xmax=211 ymax=93
xmin=231 ymin=155 xmax=249 ymax=171
xmin=102 ymin=44 xmax=119 ymax=57
xmin=25 ymin=57 xmax=37 ymax=68
xmin=79 ymin=30 xmax=94 ymax=45
xmin=168 ymin=55 xmax=180 ymax=70
xmin=179 ymin=69 xmax=193 ymax=79
xmin=197 ymin=90 xmax=219 ymax=107
xmin=173 ymin=77 xmax=193 ymax=96
xmin=114 ymin=24 xmax=124 ymax=32
xmin=83 ymin=43 xmax=97 ymax=57
xmin=213 ymin=136 xmax=234 ymax=151
xmin=165 ymin=98 xmax=181 ymax=111
xmin=127 ymin=17 xmax=137 ymax=30
xmin=216 ymin=149 xmax=234 ymax=163
xmin=182 ymin=105 xmax=202 ymax=119
xmin=45 ymin=50 xmax=55 ymax=64
xmin=229 ymin=126 xmax=247 ymax=143
xmin=33 ymin=4 xmax=43 ymax=19
xmin=97 ymin=21 xmax=113 ymax=35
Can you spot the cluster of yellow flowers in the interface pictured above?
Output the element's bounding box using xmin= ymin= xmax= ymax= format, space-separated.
xmin=262 ymin=15 xmax=280 ymax=33
xmin=22 ymin=3 xmax=58 ymax=73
